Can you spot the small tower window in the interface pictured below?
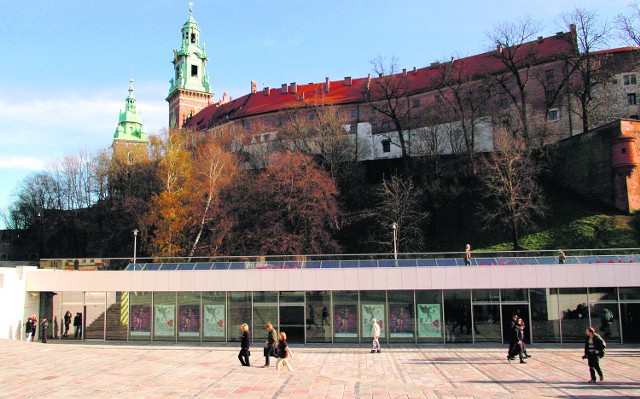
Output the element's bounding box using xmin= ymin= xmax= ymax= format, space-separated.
xmin=191 ymin=65 xmax=198 ymax=77
xmin=127 ymin=152 xmax=134 ymax=165
xmin=191 ymin=33 xmax=196 ymax=44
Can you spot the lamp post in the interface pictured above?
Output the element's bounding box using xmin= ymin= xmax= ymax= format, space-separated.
xmin=133 ymin=229 xmax=139 ymax=266
xmin=392 ymin=222 xmax=398 ymax=266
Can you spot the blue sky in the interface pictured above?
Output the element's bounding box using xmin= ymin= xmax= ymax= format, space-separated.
xmin=0 ymin=0 xmax=631 ymax=226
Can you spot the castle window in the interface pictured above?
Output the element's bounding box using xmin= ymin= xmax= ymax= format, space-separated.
xmin=372 ymin=123 xmax=378 ymax=133
xmin=382 ymin=139 xmax=391 ymax=153
xmin=308 ymin=113 xmax=315 ymax=121
xmin=382 ymin=122 xmax=390 ymax=131
xmin=244 ymin=121 xmax=251 ymax=130
xmin=190 ymin=33 xmax=196 ymax=44
xmin=435 ymin=95 xmax=442 ymax=104
xmin=349 ymin=124 xmax=357 ymax=134
xmin=276 ymin=117 xmax=283 ymax=127
xmin=127 ymin=152 xmax=134 ymax=165
xmin=624 ymin=74 xmax=637 ymax=85
xmin=412 ymin=99 xmax=420 ymax=108
xmin=191 ymin=65 xmax=198 ymax=77
xmin=500 ymin=98 xmax=508 ymax=108
xmin=546 ymin=89 xmax=555 ymax=105
xmin=545 ymin=69 xmax=554 ymax=81
xmin=370 ymin=107 xmax=377 ymax=116
xmin=548 ymin=109 xmax=559 ymax=121
xmin=349 ymin=109 xmax=358 ymax=118
xmin=628 ymin=93 xmax=637 ymax=105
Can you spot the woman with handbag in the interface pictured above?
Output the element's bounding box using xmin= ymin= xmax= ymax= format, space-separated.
xmin=238 ymin=323 xmax=251 ymax=367
xmin=275 ymin=332 xmax=294 ymax=371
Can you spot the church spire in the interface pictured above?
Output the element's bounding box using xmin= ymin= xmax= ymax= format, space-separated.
xmin=114 ymin=79 xmax=147 ymax=142
xmin=166 ymin=3 xmax=213 ymax=128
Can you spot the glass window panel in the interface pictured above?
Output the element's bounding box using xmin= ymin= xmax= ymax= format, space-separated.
xmin=279 ymin=291 xmax=304 ymax=304
xmin=559 ymin=288 xmax=589 ymax=342
xmin=280 ymin=300 xmax=305 ymax=344
xmin=588 ymin=287 xmax=618 ymax=302
xmin=306 ymin=291 xmax=331 ymax=343
xmin=416 ymin=259 xmax=437 ymax=267
xmin=621 ymin=303 xmax=640 ymax=343
xmin=253 ymin=292 xmax=278 ymax=343
xmin=415 ymin=290 xmax=442 ymax=343
xmin=472 ymin=304 xmax=501 ymax=342
xmin=62 ymin=292 xmax=84 ymax=340
xmin=228 ymin=292 xmax=251 ymax=342
xmin=153 ymin=292 xmax=176 ymax=341
xmin=472 ymin=289 xmax=500 ymax=303
xmin=590 ymin=303 xmax=620 ymax=342
xmin=501 ymin=289 xmax=528 ymax=303
xmin=202 ymin=292 xmax=226 ymax=342
xmin=388 ymin=290 xmax=415 ymax=343
xmin=619 ymin=287 xmax=640 ymax=300
xmin=530 ymin=289 xmax=561 ymax=343
xmin=177 ymin=292 xmax=201 ymax=341
xmin=333 ymin=291 xmax=359 ymax=343
xmin=129 ymin=292 xmax=152 ymax=341
xmin=84 ymin=291 xmax=106 ymax=340
xmin=501 ymin=304 xmax=530 ymax=343
xmin=361 ymin=291 xmax=386 ymax=343
xmin=106 ymin=292 xmax=128 ymax=340
xmin=51 ymin=291 xmax=62 ymax=339
xmin=443 ymin=290 xmax=472 ymax=343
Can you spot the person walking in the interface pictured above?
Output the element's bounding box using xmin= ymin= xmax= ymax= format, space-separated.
xmin=507 ymin=314 xmax=518 ymax=361
xmin=582 ymin=327 xmax=606 ymax=383
xmin=321 ymin=306 xmax=330 ymax=326
xmin=371 ymin=318 xmax=381 ymax=353
xmin=41 ymin=317 xmax=48 ymax=343
xmin=558 ymin=249 xmax=567 ymax=264
xmin=238 ymin=323 xmax=251 ymax=367
xmin=25 ymin=315 xmax=36 ymax=342
xmin=509 ymin=318 xmax=527 ymax=364
xmin=464 ymin=244 xmax=472 ymax=266
xmin=275 ymin=332 xmax=294 ymax=371
xmin=73 ymin=312 xmax=82 ymax=339
xmin=262 ymin=323 xmax=277 ymax=368
xmin=63 ymin=311 xmax=72 ymax=337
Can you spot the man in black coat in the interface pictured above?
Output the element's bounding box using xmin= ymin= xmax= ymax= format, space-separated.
xmin=238 ymin=323 xmax=251 ymax=367
xmin=583 ymin=327 xmax=606 ymax=382
xmin=41 ymin=318 xmax=48 ymax=343
xmin=73 ymin=312 xmax=82 ymax=339
xmin=507 ymin=314 xmax=518 ymax=361
xmin=262 ymin=323 xmax=277 ymax=367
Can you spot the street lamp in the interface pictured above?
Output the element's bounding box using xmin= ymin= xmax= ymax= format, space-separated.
xmin=133 ymin=229 xmax=139 ymax=266
xmin=392 ymin=222 xmax=398 ymax=265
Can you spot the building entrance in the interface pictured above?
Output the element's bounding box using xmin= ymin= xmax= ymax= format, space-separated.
xmin=280 ymin=305 xmax=305 ymax=343
xmin=501 ymin=304 xmax=530 ymax=343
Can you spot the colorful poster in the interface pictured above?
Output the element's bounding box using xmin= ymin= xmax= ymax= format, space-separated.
xmin=417 ymin=304 xmax=442 ymax=338
xmin=361 ymin=304 xmax=385 ymax=338
xmin=389 ymin=305 xmax=413 ymax=337
xmin=154 ymin=304 xmax=175 ymax=337
xmin=178 ymin=305 xmax=200 ymax=337
xmin=334 ymin=305 xmax=357 ymax=337
xmin=130 ymin=305 xmax=151 ymax=336
xmin=203 ymin=304 xmax=225 ymax=337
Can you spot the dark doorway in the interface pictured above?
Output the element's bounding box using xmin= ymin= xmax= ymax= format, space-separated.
xmin=279 ymin=305 xmax=304 ymax=343
xmin=621 ymin=303 xmax=640 ymax=343
xmin=501 ymin=304 xmax=530 ymax=343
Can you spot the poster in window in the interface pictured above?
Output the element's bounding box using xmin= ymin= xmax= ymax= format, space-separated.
xmin=130 ymin=305 xmax=150 ymax=336
xmin=334 ymin=305 xmax=357 ymax=337
xmin=417 ymin=304 xmax=442 ymax=338
xmin=361 ymin=304 xmax=385 ymax=338
xmin=203 ymin=304 xmax=225 ymax=337
xmin=389 ymin=305 xmax=413 ymax=338
xmin=154 ymin=304 xmax=175 ymax=337
xmin=178 ymin=305 xmax=200 ymax=337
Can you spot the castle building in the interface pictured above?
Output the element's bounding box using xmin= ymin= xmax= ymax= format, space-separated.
xmin=112 ymin=79 xmax=148 ymax=164
xmin=166 ymin=4 xmax=212 ymax=129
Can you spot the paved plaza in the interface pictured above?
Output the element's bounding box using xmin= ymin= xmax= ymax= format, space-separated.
xmin=0 ymin=340 xmax=639 ymax=399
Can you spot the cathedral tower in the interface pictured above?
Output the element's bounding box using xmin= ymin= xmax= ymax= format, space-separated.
xmin=112 ymin=79 xmax=148 ymax=164
xmin=166 ymin=4 xmax=212 ymax=129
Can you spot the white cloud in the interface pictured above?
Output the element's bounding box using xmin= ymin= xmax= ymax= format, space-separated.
xmin=0 ymin=155 xmax=46 ymax=171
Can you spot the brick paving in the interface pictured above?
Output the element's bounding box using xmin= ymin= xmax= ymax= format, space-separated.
xmin=0 ymin=340 xmax=639 ymax=398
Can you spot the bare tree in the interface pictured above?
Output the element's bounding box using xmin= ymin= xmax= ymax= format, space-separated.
xmin=564 ymin=8 xmax=612 ymax=133
xmin=617 ymin=1 xmax=640 ymax=46
xmin=478 ymin=128 xmax=545 ymax=250
xmin=364 ymin=56 xmax=414 ymax=174
xmin=487 ymin=17 xmax=543 ymax=146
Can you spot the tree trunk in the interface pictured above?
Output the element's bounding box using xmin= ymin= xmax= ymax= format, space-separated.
xmin=188 ymin=194 xmax=212 ymax=257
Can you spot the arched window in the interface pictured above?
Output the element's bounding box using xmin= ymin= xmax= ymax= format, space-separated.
xmin=190 ymin=33 xmax=196 ymax=44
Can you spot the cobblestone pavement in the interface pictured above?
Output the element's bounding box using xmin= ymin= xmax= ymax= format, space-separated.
xmin=1 ymin=340 xmax=639 ymax=398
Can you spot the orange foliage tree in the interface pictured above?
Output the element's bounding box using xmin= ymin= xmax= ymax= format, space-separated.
xmin=220 ymin=151 xmax=341 ymax=255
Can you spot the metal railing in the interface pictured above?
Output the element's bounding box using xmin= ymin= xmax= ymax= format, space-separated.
xmin=37 ymin=248 xmax=640 ymax=271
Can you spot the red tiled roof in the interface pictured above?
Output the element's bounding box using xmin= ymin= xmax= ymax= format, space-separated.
xmin=185 ymin=31 xmax=577 ymax=130
xmin=591 ymin=46 xmax=640 ymax=55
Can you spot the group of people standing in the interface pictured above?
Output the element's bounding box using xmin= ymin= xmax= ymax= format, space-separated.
xmin=24 ymin=314 xmax=48 ymax=343
xmin=63 ymin=311 xmax=83 ymax=339
xmin=238 ymin=323 xmax=294 ymax=371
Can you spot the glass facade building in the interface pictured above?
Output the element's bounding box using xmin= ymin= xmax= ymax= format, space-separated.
xmin=43 ymin=288 xmax=640 ymax=344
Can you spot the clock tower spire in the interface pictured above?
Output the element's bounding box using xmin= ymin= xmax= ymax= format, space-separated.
xmin=166 ymin=3 xmax=212 ymax=129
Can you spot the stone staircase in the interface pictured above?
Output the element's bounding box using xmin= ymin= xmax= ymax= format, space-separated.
xmin=85 ymin=294 xmax=129 ymax=340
